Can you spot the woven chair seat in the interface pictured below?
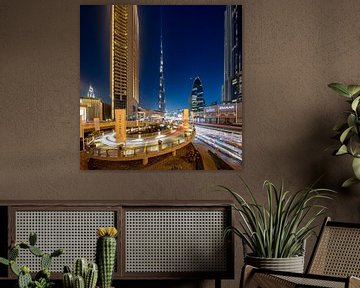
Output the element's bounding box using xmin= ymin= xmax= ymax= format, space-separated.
xmin=241 ymin=218 xmax=360 ymax=288
xmin=277 ymin=274 xmax=347 ymax=288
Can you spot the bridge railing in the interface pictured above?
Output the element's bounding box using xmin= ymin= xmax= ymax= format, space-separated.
xmin=85 ymin=132 xmax=194 ymax=161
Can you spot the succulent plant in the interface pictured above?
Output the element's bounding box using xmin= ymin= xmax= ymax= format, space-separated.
xmin=62 ymin=260 xmax=98 ymax=288
xmin=62 ymin=266 xmax=74 ymax=288
xmin=73 ymin=275 xmax=85 ymax=288
xmin=0 ymin=232 xmax=63 ymax=288
xmin=96 ymin=227 xmax=118 ymax=288
xmin=85 ymin=262 xmax=98 ymax=288
xmin=74 ymin=258 xmax=88 ymax=280
xmin=19 ymin=266 xmax=32 ymax=288
xmin=33 ymin=278 xmax=54 ymax=288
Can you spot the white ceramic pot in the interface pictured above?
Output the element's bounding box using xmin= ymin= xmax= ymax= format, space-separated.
xmin=245 ymin=254 xmax=305 ymax=273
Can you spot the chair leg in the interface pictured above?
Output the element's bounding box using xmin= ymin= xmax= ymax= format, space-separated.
xmin=215 ymin=278 xmax=221 ymax=288
xmin=240 ymin=265 xmax=254 ymax=288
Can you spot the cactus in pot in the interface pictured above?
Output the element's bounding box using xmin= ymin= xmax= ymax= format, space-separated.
xmin=73 ymin=275 xmax=85 ymax=288
xmin=74 ymin=258 xmax=88 ymax=280
xmin=19 ymin=266 xmax=32 ymax=288
xmin=85 ymin=262 xmax=98 ymax=288
xmin=0 ymin=232 xmax=63 ymax=288
xmin=96 ymin=227 xmax=118 ymax=288
xmin=62 ymin=259 xmax=98 ymax=288
xmin=62 ymin=266 xmax=74 ymax=288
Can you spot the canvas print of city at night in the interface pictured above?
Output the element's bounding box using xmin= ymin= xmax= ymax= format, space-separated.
xmin=80 ymin=5 xmax=242 ymax=170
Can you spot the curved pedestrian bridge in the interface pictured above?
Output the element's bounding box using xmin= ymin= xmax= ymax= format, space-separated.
xmin=84 ymin=126 xmax=195 ymax=165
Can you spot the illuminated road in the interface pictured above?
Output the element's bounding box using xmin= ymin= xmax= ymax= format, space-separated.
xmin=89 ymin=126 xmax=188 ymax=150
xmin=86 ymin=122 xmax=242 ymax=167
xmin=194 ymin=124 xmax=242 ymax=163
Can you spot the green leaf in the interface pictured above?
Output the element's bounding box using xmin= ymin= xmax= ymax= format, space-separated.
xmin=18 ymin=271 xmax=32 ymax=288
xmin=347 ymin=85 xmax=360 ymax=97
xmin=40 ymin=254 xmax=51 ymax=270
xmin=349 ymin=135 xmax=360 ymax=157
xmin=328 ymin=83 xmax=351 ymax=98
xmin=29 ymin=246 xmax=44 ymax=257
xmin=352 ymin=157 xmax=360 ymax=179
xmin=347 ymin=114 xmax=356 ymax=128
xmin=10 ymin=261 xmax=20 ymax=276
xmin=340 ymin=127 xmax=353 ymax=143
xmin=342 ymin=177 xmax=360 ymax=188
xmin=351 ymin=96 xmax=360 ymax=111
xmin=336 ymin=144 xmax=348 ymax=155
xmin=8 ymin=247 xmax=19 ymax=261
xmin=0 ymin=257 xmax=9 ymax=266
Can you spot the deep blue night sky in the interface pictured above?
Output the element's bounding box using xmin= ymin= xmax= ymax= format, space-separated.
xmin=80 ymin=5 xmax=225 ymax=111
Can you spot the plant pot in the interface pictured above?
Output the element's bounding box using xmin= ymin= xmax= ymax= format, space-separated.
xmin=245 ymin=254 xmax=304 ymax=273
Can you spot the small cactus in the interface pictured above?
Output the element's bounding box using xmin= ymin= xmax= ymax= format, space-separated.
xmin=29 ymin=245 xmax=44 ymax=257
xmin=64 ymin=265 xmax=72 ymax=273
xmin=63 ymin=272 xmax=74 ymax=288
xmin=41 ymin=253 xmax=52 ymax=270
xmin=9 ymin=247 xmax=19 ymax=260
xmin=63 ymin=259 xmax=98 ymax=288
xmin=74 ymin=275 xmax=85 ymax=288
xmin=85 ymin=263 xmax=98 ymax=288
xmin=96 ymin=227 xmax=118 ymax=288
xmin=74 ymin=258 xmax=88 ymax=280
xmin=18 ymin=269 xmax=32 ymax=288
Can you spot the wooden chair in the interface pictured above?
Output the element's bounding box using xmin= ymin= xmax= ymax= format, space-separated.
xmin=241 ymin=217 xmax=360 ymax=288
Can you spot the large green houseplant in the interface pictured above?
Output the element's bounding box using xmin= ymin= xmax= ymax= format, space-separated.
xmin=328 ymin=83 xmax=360 ymax=187
xmin=223 ymin=178 xmax=334 ymax=272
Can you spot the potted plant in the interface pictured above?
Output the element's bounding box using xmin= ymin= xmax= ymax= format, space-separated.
xmin=62 ymin=258 xmax=98 ymax=288
xmin=222 ymin=178 xmax=334 ymax=273
xmin=0 ymin=232 xmax=63 ymax=288
xmin=96 ymin=227 xmax=118 ymax=288
xmin=328 ymin=83 xmax=360 ymax=187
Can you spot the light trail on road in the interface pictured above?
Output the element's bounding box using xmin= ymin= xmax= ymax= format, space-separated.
xmin=88 ymin=127 xmax=187 ymax=149
xmin=194 ymin=125 xmax=242 ymax=162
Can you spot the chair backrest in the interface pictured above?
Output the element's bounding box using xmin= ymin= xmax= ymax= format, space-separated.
xmin=307 ymin=217 xmax=360 ymax=277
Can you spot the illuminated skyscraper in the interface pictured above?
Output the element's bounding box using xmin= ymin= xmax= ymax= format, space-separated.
xmin=223 ymin=5 xmax=242 ymax=103
xmin=158 ymin=32 xmax=166 ymax=112
xmin=190 ymin=77 xmax=205 ymax=113
xmin=87 ymin=85 xmax=95 ymax=98
xmin=80 ymin=85 xmax=103 ymax=121
xmin=110 ymin=5 xmax=139 ymax=120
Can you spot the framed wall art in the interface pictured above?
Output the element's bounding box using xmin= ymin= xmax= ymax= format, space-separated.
xmin=80 ymin=5 xmax=242 ymax=170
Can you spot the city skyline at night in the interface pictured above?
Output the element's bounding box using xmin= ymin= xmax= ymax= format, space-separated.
xmin=80 ymin=4 xmax=243 ymax=171
xmin=80 ymin=5 xmax=225 ymax=112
